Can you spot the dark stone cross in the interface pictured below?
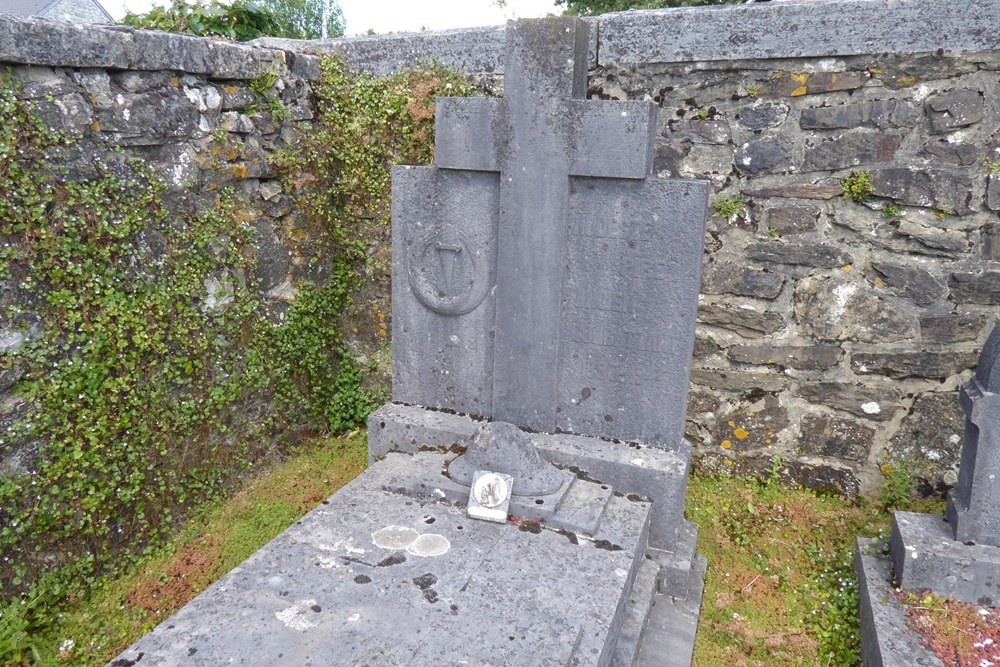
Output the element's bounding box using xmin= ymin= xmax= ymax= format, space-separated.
xmin=392 ymin=17 xmax=708 ymax=445
xmin=948 ymin=321 xmax=1000 ymax=546
xmin=433 ymin=18 xmax=660 ymax=432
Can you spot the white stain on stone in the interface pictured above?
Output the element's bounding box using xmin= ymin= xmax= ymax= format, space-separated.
xmin=949 ymin=434 xmax=961 ymax=444
xmin=926 ymin=450 xmax=942 ymax=461
xmin=319 ymin=538 xmax=365 ymax=556
xmin=913 ymin=84 xmax=933 ymax=102
xmin=860 ymin=401 xmax=881 ymax=415
xmin=407 ymin=533 xmax=450 ymax=557
xmin=347 ymin=613 xmax=360 ymax=622
xmin=831 ymin=282 xmax=857 ymax=319
xmin=276 ymin=599 xmax=318 ymax=631
xmin=316 ymin=556 xmax=339 ymax=569
xmin=630 ymin=458 xmax=646 ymax=467
xmin=372 ymin=526 xmax=419 ymax=550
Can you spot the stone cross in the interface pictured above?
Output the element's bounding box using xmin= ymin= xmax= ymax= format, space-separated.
xmin=392 ymin=17 xmax=708 ymax=446
xmin=947 ymin=321 xmax=1000 ymax=546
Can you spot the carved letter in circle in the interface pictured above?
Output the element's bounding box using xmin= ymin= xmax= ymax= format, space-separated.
xmin=407 ymin=224 xmax=491 ymax=315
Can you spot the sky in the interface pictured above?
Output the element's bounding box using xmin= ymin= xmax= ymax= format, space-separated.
xmin=106 ymin=0 xmax=562 ymax=34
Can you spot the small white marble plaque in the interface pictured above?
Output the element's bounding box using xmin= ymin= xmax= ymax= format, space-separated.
xmin=467 ymin=470 xmax=513 ymax=523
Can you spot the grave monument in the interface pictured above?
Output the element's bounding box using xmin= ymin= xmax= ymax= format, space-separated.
xmin=856 ymin=321 xmax=1000 ymax=666
xmin=112 ymin=17 xmax=710 ymax=667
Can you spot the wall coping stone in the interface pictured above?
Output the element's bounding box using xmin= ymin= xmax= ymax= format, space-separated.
xmin=255 ymin=21 xmax=600 ymax=76
xmin=262 ymin=0 xmax=1000 ymax=76
xmin=599 ymin=0 xmax=1000 ymax=66
xmin=0 ymin=15 xmax=321 ymax=80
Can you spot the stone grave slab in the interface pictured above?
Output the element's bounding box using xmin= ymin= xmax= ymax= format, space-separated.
xmin=112 ymin=447 xmax=697 ymax=667
xmin=116 ymin=16 xmax=710 ymax=667
xmin=858 ymin=321 xmax=1000 ymax=663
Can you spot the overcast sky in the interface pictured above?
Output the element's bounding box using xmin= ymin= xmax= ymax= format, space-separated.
xmin=107 ymin=0 xmax=562 ymax=34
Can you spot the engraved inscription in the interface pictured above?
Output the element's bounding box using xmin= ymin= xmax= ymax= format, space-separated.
xmin=407 ymin=224 xmax=491 ymax=316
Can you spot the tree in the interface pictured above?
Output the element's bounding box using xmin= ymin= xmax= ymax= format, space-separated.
xmin=557 ymin=0 xmax=744 ymax=16
xmin=122 ymin=0 xmax=344 ymax=41
xmin=258 ymin=0 xmax=344 ymax=39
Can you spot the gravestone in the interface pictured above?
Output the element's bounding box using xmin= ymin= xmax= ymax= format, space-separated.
xmin=112 ymin=17 xmax=710 ymax=667
xmin=856 ymin=321 xmax=1000 ymax=666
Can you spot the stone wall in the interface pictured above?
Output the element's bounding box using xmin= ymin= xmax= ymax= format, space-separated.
xmin=0 ymin=16 xmax=325 ymax=478
xmin=261 ymin=0 xmax=1000 ymax=497
xmin=4 ymin=0 xmax=1000 ymax=498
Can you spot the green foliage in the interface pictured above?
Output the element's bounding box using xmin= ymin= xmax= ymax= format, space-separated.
xmin=122 ymin=0 xmax=282 ymax=41
xmin=0 ymin=57 xmax=477 ymax=656
xmin=558 ymin=0 xmax=742 ymax=15
xmin=746 ymin=82 xmax=763 ymax=98
xmin=878 ymin=462 xmax=917 ymax=511
xmin=841 ymin=170 xmax=875 ymax=203
xmin=712 ymin=194 xmax=744 ymax=219
xmin=881 ymin=201 xmax=902 ymax=219
xmin=258 ymin=0 xmax=344 ymax=39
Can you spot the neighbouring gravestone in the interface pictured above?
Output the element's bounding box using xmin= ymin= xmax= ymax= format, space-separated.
xmin=856 ymin=321 xmax=1000 ymax=666
xmin=112 ymin=17 xmax=709 ymax=667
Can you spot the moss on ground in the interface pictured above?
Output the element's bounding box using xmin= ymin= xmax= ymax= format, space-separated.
xmin=22 ymin=431 xmax=366 ymax=665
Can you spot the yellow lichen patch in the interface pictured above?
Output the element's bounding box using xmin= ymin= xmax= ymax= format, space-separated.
xmin=225 ymin=85 xmax=240 ymax=94
xmin=841 ymin=263 xmax=853 ymax=272
xmin=881 ymin=463 xmax=893 ymax=476
xmin=170 ymin=76 xmax=181 ymax=88
xmin=764 ymin=439 xmax=772 ymax=445
xmin=721 ymin=439 xmax=733 ymax=450
xmin=90 ymin=120 xmax=101 ymax=132
xmin=734 ymin=428 xmax=750 ymax=441
xmin=791 ymin=73 xmax=810 ymax=85
xmin=791 ymin=86 xmax=808 ymax=97
xmin=728 ymin=420 xmax=737 ymax=427
xmin=771 ymin=71 xmax=785 ymax=80
xmin=868 ymin=66 xmax=882 ymax=75
xmin=896 ymin=75 xmax=918 ymax=87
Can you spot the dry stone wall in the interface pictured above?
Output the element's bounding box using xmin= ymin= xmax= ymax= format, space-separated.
xmin=274 ymin=0 xmax=1000 ymax=497
xmin=3 ymin=0 xmax=1000 ymax=498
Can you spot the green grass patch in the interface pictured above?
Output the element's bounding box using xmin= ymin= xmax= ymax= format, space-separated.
xmin=17 ymin=431 xmax=366 ymax=665
xmin=688 ymin=469 xmax=944 ymax=667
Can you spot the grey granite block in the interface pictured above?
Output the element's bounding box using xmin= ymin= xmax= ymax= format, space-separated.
xmin=890 ymin=511 xmax=1000 ymax=606
xmin=611 ymin=555 xmax=659 ymax=667
xmin=635 ymin=555 xmax=707 ymax=667
xmin=855 ymin=538 xmax=945 ymax=667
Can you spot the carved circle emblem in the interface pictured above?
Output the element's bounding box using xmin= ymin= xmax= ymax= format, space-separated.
xmin=407 ymin=225 xmax=490 ymax=316
xmin=473 ymin=473 xmax=509 ymax=509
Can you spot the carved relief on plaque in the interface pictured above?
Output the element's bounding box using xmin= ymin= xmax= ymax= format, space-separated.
xmin=407 ymin=224 xmax=491 ymax=316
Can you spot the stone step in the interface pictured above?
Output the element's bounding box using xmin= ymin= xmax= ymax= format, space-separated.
xmin=570 ymin=493 xmax=653 ymax=667
xmin=609 ymin=554 xmax=659 ymax=667
xmin=634 ymin=554 xmax=707 ymax=667
xmin=550 ymin=476 xmax=614 ymax=535
xmin=594 ymin=494 xmax=652 ymax=553
xmin=648 ymin=519 xmax=699 ymax=598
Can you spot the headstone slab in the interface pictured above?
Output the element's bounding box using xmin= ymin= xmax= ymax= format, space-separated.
xmin=392 ymin=16 xmax=709 ymax=446
xmin=948 ymin=321 xmax=1000 ymax=546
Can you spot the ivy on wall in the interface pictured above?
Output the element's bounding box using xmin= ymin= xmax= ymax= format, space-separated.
xmin=0 ymin=57 xmax=478 ymax=649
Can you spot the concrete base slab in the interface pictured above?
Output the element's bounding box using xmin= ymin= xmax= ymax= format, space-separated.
xmin=855 ymin=538 xmax=945 ymax=667
xmin=890 ymin=511 xmax=1000 ymax=606
xmin=111 ymin=449 xmax=702 ymax=667
xmin=368 ymin=402 xmax=692 ymax=549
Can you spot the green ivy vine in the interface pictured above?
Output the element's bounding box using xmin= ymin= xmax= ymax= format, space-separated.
xmin=0 ymin=57 xmax=480 ymax=661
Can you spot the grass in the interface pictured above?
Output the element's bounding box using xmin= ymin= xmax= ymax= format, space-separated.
xmin=10 ymin=429 xmax=952 ymax=666
xmin=22 ymin=431 xmax=367 ymax=665
xmin=689 ymin=467 xmax=945 ymax=667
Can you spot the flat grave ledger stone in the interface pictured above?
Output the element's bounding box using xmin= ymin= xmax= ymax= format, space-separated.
xmin=113 ymin=17 xmax=710 ymax=667
xmin=857 ymin=321 xmax=1000 ymax=666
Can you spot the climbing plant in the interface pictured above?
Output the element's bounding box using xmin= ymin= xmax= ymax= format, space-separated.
xmin=0 ymin=57 xmax=479 ymax=660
